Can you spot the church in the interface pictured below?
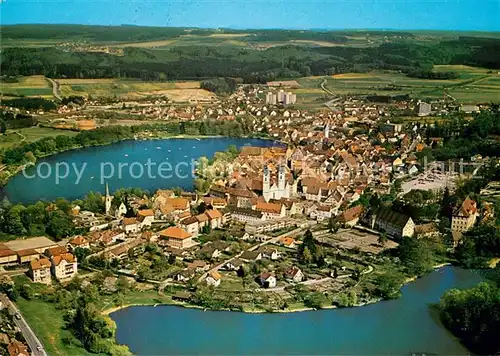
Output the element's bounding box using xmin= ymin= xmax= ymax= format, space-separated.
xmin=262 ymin=164 xmax=297 ymax=202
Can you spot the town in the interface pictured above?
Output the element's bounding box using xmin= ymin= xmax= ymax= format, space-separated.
xmin=0 ymin=73 xmax=499 ymax=355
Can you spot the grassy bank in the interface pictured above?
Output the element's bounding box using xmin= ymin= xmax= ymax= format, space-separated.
xmin=16 ymin=298 xmax=95 ymax=356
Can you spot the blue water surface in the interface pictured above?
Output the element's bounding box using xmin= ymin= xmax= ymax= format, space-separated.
xmin=112 ymin=267 xmax=484 ymax=355
xmin=3 ymin=138 xmax=278 ymax=204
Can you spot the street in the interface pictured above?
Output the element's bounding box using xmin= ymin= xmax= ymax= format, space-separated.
xmin=0 ymin=293 xmax=47 ymax=356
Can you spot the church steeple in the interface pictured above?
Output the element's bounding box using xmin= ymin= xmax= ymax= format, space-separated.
xmin=105 ymin=182 xmax=113 ymax=215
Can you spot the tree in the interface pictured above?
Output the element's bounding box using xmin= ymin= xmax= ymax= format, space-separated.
xmin=19 ymin=284 xmax=33 ymax=300
xmin=396 ymin=237 xmax=433 ymax=275
xmin=439 ymin=283 xmax=500 ymax=355
xmin=46 ymin=210 xmax=74 ymax=239
xmin=0 ymin=119 xmax=6 ymax=134
xmin=115 ymin=276 xmax=130 ymax=292
xmin=328 ymin=217 xmax=340 ymax=233
xmin=373 ymin=272 xmax=404 ymax=300
xmin=302 ymin=247 xmax=313 ymax=265
xmin=2 ymin=204 xmax=26 ymax=235
xmin=378 ymin=232 xmax=388 ymax=246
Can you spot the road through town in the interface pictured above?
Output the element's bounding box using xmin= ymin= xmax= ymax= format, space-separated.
xmin=0 ymin=293 xmax=47 ymax=356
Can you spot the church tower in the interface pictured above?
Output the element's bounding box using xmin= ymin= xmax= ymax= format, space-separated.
xmin=278 ymin=164 xmax=286 ymax=196
xmin=263 ymin=165 xmax=271 ymax=201
xmin=105 ymin=182 xmax=113 ymax=216
xmin=324 ymin=123 xmax=330 ymax=139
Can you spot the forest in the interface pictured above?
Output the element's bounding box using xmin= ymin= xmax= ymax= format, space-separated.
xmin=1 ymin=26 xmax=500 ymax=82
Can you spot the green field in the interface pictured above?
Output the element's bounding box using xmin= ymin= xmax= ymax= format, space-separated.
xmin=16 ymin=298 xmax=94 ymax=356
xmin=0 ymin=127 xmax=79 ymax=149
xmin=0 ymin=76 xmax=53 ymax=98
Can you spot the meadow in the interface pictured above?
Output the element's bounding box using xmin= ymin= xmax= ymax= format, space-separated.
xmin=0 ymin=127 xmax=79 ymax=149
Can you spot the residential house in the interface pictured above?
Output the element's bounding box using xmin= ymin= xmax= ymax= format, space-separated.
xmin=29 ymin=258 xmax=52 ymax=284
xmin=187 ymin=260 xmax=210 ymax=273
xmin=51 ymin=253 xmax=78 ymax=281
xmin=201 ymin=197 xmax=227 ymax=209
xmin=240 ymin=250 xmax=262 ymax=262
xmin=45 ymin=246 xmax=69 ymax=259
xmin=205 ymin=209 xmax=223 ymax=229
xmin=310 ymin=204 xmax=334 ymax=221
xmin=284 ymin=266 xmax=304 ymax=283
xmin=155 ymin=197 xmax=190 ymax=220
xmin=199 ymin=244 xmax=222 ymax=260
xmin=451 ymin=197 xmax=478 ymax=233
xmin=89 ymin=229 xmax=124 ymax=246
xmin=414 ymin=223 xmax=440 ymax=238
xmin=137 ymin=209 xmax=155 ymax=228
xmin=7 ymin=340 xmax=29 ymax=356
xmin=206 ymin=271 xmax=222 ymax=287
xmin=180 ymin=216 xmax=200 ymax=236
xmin=122 ymin=217 xmax=140 ymax=234
xmin=224 ymin=258 xmax=244 ymax=271
xmin=160 ymin=227 xmax=195 ymax=249
xmin=195 ymin=213 xmax=209 ymax=230
xmin=258 ymin=246 xmax=280 ymax=260
xmin=172 ymin=269 xmax=195 ymax=282
xmin=278 ymin=236 xmax=298 ymax=249
xmin=107 ymin=245 xmax=129 ymax=261
xmin=115 ymin=202 xmax=128 ymax=218
xmin=258 ymin=272 xmax=276 ymax=288
xmin=68 ymin=236 xmax=90 ymax=249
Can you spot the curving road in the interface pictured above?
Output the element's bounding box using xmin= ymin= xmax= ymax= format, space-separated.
xmin=46 ymin=77 xmax=62 ymax=101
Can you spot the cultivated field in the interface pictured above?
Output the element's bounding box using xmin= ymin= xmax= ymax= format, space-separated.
xmin=293 ymin=65 xmax=500 ymax=107
xmin=0 ymin=75 xmax=53 ymax=98
xmin=57 ymin=78 xmax=206 ymax=101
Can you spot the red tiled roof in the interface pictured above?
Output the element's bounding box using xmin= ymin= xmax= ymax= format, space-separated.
xmin=30 ymin=258 xmax=51 ymax=270
xmin=160 ymin=227 xmax=192 ymax=240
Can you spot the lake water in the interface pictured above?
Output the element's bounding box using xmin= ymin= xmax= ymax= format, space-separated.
xmin=111 ymin=267 xmax=484 ymax=355
xmin=3 ymin=138 xmax=278 ymax=204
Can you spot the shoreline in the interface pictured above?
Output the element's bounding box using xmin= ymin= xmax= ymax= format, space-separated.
xmin=104 ymin=263 xmax=455 ymax=317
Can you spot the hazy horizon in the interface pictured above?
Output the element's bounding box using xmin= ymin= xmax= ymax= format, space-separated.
xmin=1 ymin=0 xmax=499 ymax=32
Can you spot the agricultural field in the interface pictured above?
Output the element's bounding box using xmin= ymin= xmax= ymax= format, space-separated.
xmin=0 ymin=75 xmax=53 ymax=98
xmin=292 ymin=65 xmax=500 ymax=107
xmin=57 ymin=78 xmax=211 ymax=101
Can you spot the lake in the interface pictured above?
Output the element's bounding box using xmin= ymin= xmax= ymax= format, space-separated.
xmin=3 ymin=137 xmax=279 ymax=204
xmin=111 ymin=267 xmax=484 ymax=355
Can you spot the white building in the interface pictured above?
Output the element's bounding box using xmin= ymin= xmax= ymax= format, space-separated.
xmin=51 ymin=253 xmax=78 ymax=281
xmin=29 ymin=258 xmax=52 ymax=284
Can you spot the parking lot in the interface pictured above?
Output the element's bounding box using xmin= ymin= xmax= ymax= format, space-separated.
xmin=402 ymin=171 xmax=456 ymax=194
